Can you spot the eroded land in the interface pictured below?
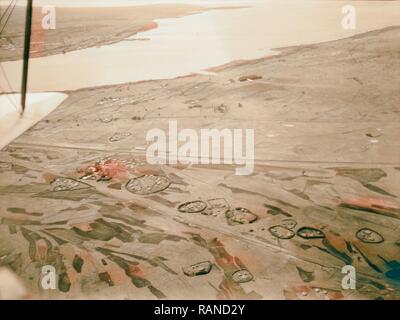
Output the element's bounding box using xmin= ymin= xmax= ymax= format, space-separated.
xmin=0 ymin=4 xmax=206 ymax=62
xmin=0 ymin=26 xmax=399 ymax=299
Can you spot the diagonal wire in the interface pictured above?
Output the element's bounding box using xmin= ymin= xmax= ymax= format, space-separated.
xmin=0 ymin=0 xmax=20 ymax=112
xmin=0 ymin=0 xmax=16 ymax=24
xmin=0 ymin=0 xmax=17 ymax=35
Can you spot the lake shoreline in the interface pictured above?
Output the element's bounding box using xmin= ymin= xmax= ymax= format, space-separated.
xmin=59 ymin=25 xmax=399 ymax=96
xmin=30 ymin=25 xmax=400 ymax=164
xmin=0 ymin=4 xmax=209 ymax=62
xmin=1 ymin=24 xmax=399 ymax=299
xmin=2 ymin=1 xmax=400 ymax=93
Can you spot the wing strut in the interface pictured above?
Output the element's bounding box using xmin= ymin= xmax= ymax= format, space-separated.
xmin=21 ymin=0 xmax=33 ymax=114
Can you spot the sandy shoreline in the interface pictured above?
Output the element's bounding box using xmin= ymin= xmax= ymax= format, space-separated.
xmin=0 ymin=4 xmax=208 ymax=62
xmin=0 ymin=26 xmax=399 ymax=299
xmin=2 ymin=1 xmax=400 ymax=93
xmin=16 ymin=26 xmax=400 ymax=163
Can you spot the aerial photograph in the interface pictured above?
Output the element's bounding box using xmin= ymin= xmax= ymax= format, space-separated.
xmin=0 ymin=0 xmax=399 ymax=304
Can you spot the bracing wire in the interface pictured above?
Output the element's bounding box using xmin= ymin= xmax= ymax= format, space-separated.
xmin=0 ymin=0 xmax=17 ymax=34
xmin=0 ymin=0 xmax=16 ymax=24
xmin=0 ymin=0 xmax=20 ymax=112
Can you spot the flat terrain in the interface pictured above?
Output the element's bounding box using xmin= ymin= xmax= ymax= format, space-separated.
xmin=0 ymin=27 xmax=399 ymax=299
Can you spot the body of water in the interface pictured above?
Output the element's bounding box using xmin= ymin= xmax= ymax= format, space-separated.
xmin=1 ymin=0 xmax=400 ymax=92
